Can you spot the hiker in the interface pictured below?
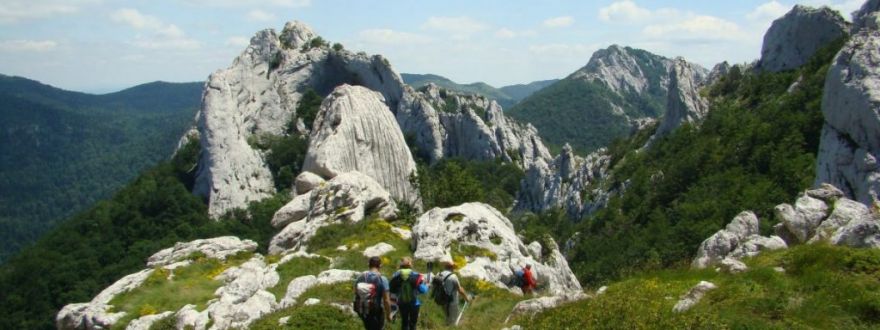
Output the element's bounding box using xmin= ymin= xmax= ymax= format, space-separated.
xmin=432 ymin=258 xmax=470 ymax=326
xmin=389 ymin=257 xmax=428 ymax=330
xmin=520 ymin=264 xmax=537 ymax=295
xmin=354 ymin=256 xmax=392 ymax=330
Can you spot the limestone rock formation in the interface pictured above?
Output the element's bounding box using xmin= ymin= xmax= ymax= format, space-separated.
xmin=694 ymin=185 xmax=880 ymax=270
xmin=280 ymin=269 xmax=358 ymax=308
xmin=303 ymin=85 xmax=419 ymax=204
xmin=692 ymin=211 xmax=787 ymax=269
xmin=147 ymin=237 xmax=258 ymax=267
xmin=269 ymin=171 xmax=397 ymax=254
xmin=653 ymin=58 xmax=709 ymax=139
xmin=815 ymin=10 xmax=880 ymax=205
xmin=505 ymin=292 xmax=590 ymax=320
xmin=190 ymin=21 xmax=555 ymax=217
xmin=571 ymin=45 xmax=670 ymax=96
xmin=759 ymin=5 xmax=848 ymax=73
xmin=411 ymin=203 xmax=582 ymax=295
xmin=853 ymin=0 xmax=880 ymax=33
xmin=672 ymin=281 xmax=717 ymax=313
xmin=57 ymin=269 xmax=154 ymax=330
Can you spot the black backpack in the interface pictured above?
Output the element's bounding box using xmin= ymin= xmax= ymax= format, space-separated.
xmin=430 ymin=272 xmax=454 ymax=305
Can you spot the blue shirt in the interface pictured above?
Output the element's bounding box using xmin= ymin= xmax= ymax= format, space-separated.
xmin=391 ymin=269 xmax=429 ymax=306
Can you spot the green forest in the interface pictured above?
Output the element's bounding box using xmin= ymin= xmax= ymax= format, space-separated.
xmin=0 ymin=75 xmax=202 ymax=262
xmin=560 ymin=38 xmax=846 ymax=285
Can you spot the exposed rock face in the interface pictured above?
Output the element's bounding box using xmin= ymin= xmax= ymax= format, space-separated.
xmin=694 ymin=185 xmax=880 ymax=270
xmin=853 ymin=0 xmax=880 ymax=33
xmin=572 ymin=45 xmax=670 ymax=96
xmin=125 ymin=312 xmax=174 ymax=330
xmin=759 ymin=5 xmax=848 ymax=73
xmin=303 ymin=85 xmax=419 ymax=204
xmin=191 ymin=21 xmax=554 ymax=217
xmin=57 ymin=269 xmax=154 ymax=330
xmin=362 ymin=242 xmax=395 ymax=257
xmin=269 ymin=171 xmax=397 ymax=254
xmin=692 ymin=211 xmax=787 ymax=269
xmin=706 ymin=62 xmax=731 ymax=86
xmin=815 ymin=13 xmax=880 ymax=205
xmin=515 ymin=145 xmax=614 ymax=219
xmin=280 ymin=269 xmax=359 ymax=308
xmin=411 ymin=203 xmax=582 ymax=295
xmin=672 ymin=281 xmax=717 ymax=313
xmin=147 ymin=236 xmax=257 ymax=267
xmin=653 ymin=58 xmax=709 ymax=139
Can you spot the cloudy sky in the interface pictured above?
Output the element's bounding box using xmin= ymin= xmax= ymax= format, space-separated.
xmin=0 ymin=0 xmax=864 ymax=93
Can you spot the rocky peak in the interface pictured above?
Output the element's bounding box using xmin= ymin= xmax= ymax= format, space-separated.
xmin=758 ymin=5 xmax=848 ymax=73
xmin=279 ymin=20 xmax=317 ymax=49
xmin=815 ymin=8 xmax=880 ymax=205
xmin=853 ymin=0 xmax=880 ymax=32
xmin=572 ymin=45 xmax=671 ymax=95
xmin=653 ymin=58 xmax=709 ymax=139
xmin=706 ymin=61 xmax=731 ymax=86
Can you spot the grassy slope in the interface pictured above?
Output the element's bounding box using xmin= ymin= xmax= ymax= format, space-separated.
xmin=528 ymin=244 xmax=880 ymax=329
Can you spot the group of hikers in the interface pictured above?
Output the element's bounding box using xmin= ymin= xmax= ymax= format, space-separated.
xmin=353 ymin=256 xmax=536 ymax=330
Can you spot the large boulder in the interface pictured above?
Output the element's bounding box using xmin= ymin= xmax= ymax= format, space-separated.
xmin=411 ymin=203 xmax=582 ymax=295
xmin=815 ymin=10 xmax=880 ymax=205
xmin=759 ymin=5 xmax=848 ymax=73
xmin=672 ymin=281 xmax=717 ymax=313
xmin=693 ymin=211 xmax=775 ymax=268
xmin=303 ymin=85 xmax=419 ymax=204
xmin=774 ymin=194 xmax=830 ymax=243
xmin=269 ymin=171 xmax=397 ymax=254
xmin=57 ymin=269 xmax=154 ymax=330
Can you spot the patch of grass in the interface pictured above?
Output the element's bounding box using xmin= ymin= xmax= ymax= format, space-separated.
xmin=529 ymin=244 xmax=880 ymax=329
xmin=108 ymin=252 xmax=253 ymax=329
xmin=250 ymin=304 xmax=361 ymax=330
xmin=269 ymin=257 xmax=332 ymax=300
xmin=148 ymin=315 xmax=177 ymax=330
xmin=309 ymin=218 xmax=413 ymax=278
xmin=298 ymin=282 xmax=353 ymax=306
xmin=451 ymin=242 xmax=497 ymax=261
xmin=417 ymin=277 xmax=528 ymax=329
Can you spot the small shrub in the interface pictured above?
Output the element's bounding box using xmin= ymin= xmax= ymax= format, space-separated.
xmin=332 ymin=43 xmax=344 ymax=52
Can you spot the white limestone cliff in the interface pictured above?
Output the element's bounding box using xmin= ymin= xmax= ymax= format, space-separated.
xmin=759 ymin=5 xmax=848 ymax=73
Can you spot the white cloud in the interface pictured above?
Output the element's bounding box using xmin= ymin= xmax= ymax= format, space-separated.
xmin=358 ymin=29 xmax=431 ymax=45
xmin=0 ymin=39 xmax=58 ymax=52
xmin=599 ymin=0 xmax=652 ymax=22
xmin=246 ymin=9 xmax=276 ymax=22
xmin=644 ymin=15 xmax=747 ymax=42
xmin=0 ymin=0 xmax=97 ymax=24
xmin=494 ymin=28 xmax=537 ymax=39
xmin=805 ymin=0 xmax=863 ymax=20
xmin=747 ymin=1 xmax=790 ymax=22
xmin=181 ymin=0 xmax=310 ymax=7
xmin=543 ymin=16 xmax=575 ymax=28
xmin=225 ymin=36 xmax=250 ymax=48
xmin=421 ymin=16 xmax=488 ymax=37
xmin=110 ymin=8 xmax=200 ymax=50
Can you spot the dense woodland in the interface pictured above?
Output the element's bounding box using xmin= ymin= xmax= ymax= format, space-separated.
xmin=0 ymin=76 xmax=202 ymax=262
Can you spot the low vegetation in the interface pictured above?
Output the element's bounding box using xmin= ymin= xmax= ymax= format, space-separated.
xmin=528 ymin=244 xmax=880 ymax=329
xmin=415 ymin=158 xmax=524 ymax=212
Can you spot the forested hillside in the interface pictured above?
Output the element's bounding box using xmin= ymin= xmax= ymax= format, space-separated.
xmin=0 ymin=75 xmax=202 ymax=262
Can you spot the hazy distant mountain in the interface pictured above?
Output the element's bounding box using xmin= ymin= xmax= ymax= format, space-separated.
xmin=401 ymin=73 xmax=557 ymax=109
xmin=0 ymin=74 xmax=202 ymax=262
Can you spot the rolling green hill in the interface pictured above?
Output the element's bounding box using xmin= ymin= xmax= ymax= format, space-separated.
xmin=0 ymin=75 xmax=202 ymax=262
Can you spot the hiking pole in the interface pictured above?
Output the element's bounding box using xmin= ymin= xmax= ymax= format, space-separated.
xmin=454 ymin=294 xmax=475 ymax=326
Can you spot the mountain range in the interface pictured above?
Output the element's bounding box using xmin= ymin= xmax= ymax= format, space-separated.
xmin=3 ymin=2 xmax=880 ymax=329
xmin=0 ymin=75 xmax=202 ymax=262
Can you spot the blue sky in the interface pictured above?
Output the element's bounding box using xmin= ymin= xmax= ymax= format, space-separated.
xmin=0 ymin=0 xmax=864 ymax=93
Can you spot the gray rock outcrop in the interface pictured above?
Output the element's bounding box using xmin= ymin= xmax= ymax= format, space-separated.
xmin=759 ymin=5 xmax=848 ymax=73
xmin=692 ymin=211 xmax=787 ymax=269
xmin=57 ymin=269 xmax=154 ymax=330
xmin=815 ymin=10 xmax=880 ymax=205
xmin=190 ymin=21 xmax=556 ymax=217
xmin=147 ymin=236 xmax=257 ymax=267
xmin=269 ymin=171 xmax=397 ymax=254
xmin=653 ymin=58 xmax=709 ymax=139
xmin=303 ymin=85 xmax=419 ymax=204
xmin=411 ymin=203 xmax=582 ymax=295
xmin=672 ymin=281 xmax=717 ymax=313
xmin=505 ymin=292 xmax=590 ymax=320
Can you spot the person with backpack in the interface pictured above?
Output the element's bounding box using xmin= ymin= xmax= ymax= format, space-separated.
xmin=354 ymin=256 xmax=392 ymax=330
xmin=389 ymin=257 xmax=428 ymax=330
xmin=521 ymin=264 xmax=537 ymax=295
xmin=431 ymin=258 xmax=470 ymax=326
